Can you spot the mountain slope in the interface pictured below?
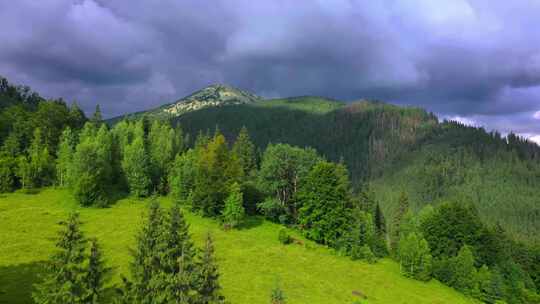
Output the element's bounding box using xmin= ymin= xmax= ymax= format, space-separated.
xmin=167 ymin=97 xmax=540 ymax=242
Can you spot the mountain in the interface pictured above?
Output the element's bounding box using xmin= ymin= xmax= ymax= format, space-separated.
xmin=107 ymin=86 xmax=540 ymax=242
xmin=110 ymin=84 xmax=262 ymax=122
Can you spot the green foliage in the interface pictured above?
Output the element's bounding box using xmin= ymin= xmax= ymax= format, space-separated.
xmin=169 ymin=149 xmax=198 ymax=204
xmin=278 ymin=228 xmax=292 ymax=245
xmin=32 ymin=213 xmax=88 ymax=304
xmin=390 ymin=191 xmax=409 ymax=254
xmin=232 ymin=126 xmax=257 ymax=177
xmin=0 ymin=154 xmax=17 ymax=192
xmin=70 ymin=124 xmax=112 ymax=206
xmin=122 ymin=136 xmax=151 ymax=198
xmin=451 ymin=245 xmax=477 ymax=294
xmin=222 ymin=182 xmax=245 ymax=229
xmin=192 ymin=132 xmax=241 ymax=217
xmin=84 ymin=238 xmax=110 ymax=304
xmin=297 ymin=161 xmax=352 ymax=246
xmin=398 ymin=232 xmax=432 ymax=281
xmin=196 ymin=234 xmax=225 ymax=304
xmin=258 ymin=143 xmax=321 ymax=223
xmin=419 ymin=201 xmax=483 ymax=259
xmin=56 ymin=127 xmax=76 ymax=187
xmin=15 ymin=128 xmax=54 ymax=189
xmin=147 ymin=120 xmax=183 ymax=193
xmin=270 ymin=280 xmax=286 ymax=304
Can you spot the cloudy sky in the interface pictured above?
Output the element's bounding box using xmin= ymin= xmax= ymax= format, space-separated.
xmin=1 ymin=0 xmax=539 ymax=142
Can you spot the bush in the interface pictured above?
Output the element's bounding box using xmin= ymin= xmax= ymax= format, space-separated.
xmin=278 ymin=228 xmax=292 ymax=245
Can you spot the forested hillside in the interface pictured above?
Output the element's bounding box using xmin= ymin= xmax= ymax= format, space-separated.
xmin=172 ymin=97 xmax=540 ymax=242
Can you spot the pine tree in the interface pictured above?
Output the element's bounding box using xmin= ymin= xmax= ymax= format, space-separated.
xmin=126 ymin=200 xmax=164 ymax=303
xmin=33 ymin=213 xmax=88 ymax=304
xmin=91 ymin=104 xmax=103 ymax=125
xmin=84 ymin=238 xmax=110 ymax=304
xmin=391 ymin=191 xmax=409 ymax=254
xmin=222 ymin=182 xmax=245 ymax=229
xmin=232 ymin=126 xmax=257 ymax=177
xmin=196 ymin=234 xmax=224 ymax=304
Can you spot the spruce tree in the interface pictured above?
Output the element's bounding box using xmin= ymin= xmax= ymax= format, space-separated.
xmin=232 ymin=126 xmax=257 ymax=177
xmin=126 ymin=200 xmax=164 ymax=303
xmin=169 ymin=150 xmax=198 ymax=204
xmin=91 ymin=104 xmax=103 ymax=125
xmin=391 ymin=191 xmax=409 ymax=254
xmin=222 ymin=182 xmax=245 ymax=229
xmin=196 ymin=234 xmax=224 ymax=304
xmin=33 ymin=213 xmax=88 ymax=304
xmin=84 ymin=238 xmax=110 ymax=303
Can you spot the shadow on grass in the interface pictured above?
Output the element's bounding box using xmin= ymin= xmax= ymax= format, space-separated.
xmin=0 ymin=261 xmax=46 ymax=304
xmin=239 ymin=216 xmax=264 ymax=230
xmin=0 ymin=261 xmax=118 ymax=304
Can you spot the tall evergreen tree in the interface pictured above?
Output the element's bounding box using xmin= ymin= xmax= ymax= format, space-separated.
xmin=169 ymin=150 xmax=198 ymax=204
xmin=232 ymin=126 xmax=257 ymax=177
xmin=84 ymin=238 xmax=110 ymax=304
xmin=91 ymin=104 xmax=103 ymax=125
xmin=196 ymin=234 xmax=224 ymax=304
xmin=33 ymin=213 xmax=88 ymax=304
xmin=390 ymin=191 xmax=409 ymax=254
xmin=148 ymin=120 xmax=181 ymax=193
xmin=123 ymin=200 xmax=164 ymax=303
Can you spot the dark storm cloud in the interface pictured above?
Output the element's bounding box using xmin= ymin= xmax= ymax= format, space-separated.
xmin=0 ymin=0 xmax=539 ymax=142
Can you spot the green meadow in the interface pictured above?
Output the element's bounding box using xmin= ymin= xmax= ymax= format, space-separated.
xmin=0 ymin=188 xmax=476 ymax=304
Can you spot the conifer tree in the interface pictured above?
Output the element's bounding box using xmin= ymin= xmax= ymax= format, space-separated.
xmin=148 ymin=120 xmax=180 ymax=193
xmin=123 ymin=200 xmax=164 ymax=303
xmin=222 ymin=182 xmax=245 ymax=229
xmin=84 ymin=238 xmax=110 ymax=303
xmin=91 ymin=104 xmax=103 ymax=125
xmin=391 ymin=191 xmax=409 ymax=254
xmin=33 ymin=213 xmax=88 ymax=304
xmin=196 ymin=234 xmax=224 ymax=304
xmin=232 ymin=126 xmax=257 ymax=177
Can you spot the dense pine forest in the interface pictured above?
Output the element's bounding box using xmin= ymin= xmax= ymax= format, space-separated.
xmin=1 ymin=76 xmax=540 ymax=303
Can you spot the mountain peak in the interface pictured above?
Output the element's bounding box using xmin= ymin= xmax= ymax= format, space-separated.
xmin=158 ymin=84 xmax=262 ymax=116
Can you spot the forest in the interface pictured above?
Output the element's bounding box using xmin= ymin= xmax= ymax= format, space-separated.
xmin=1 ymin=76 xmax=540 ymax=303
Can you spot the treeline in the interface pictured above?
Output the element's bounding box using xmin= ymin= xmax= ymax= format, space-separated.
xmin=33 ymin=201 xmax=225 ymax=304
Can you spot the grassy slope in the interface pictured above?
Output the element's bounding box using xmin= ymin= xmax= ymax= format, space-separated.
xmin=0 ymin=189 xmax=475 ymax=304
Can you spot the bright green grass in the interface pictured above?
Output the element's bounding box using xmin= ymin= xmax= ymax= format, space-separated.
xmin=0 ymin=189 xmax=477 ymax=304
xmin=256 ymin=97 xmax=345 ymax=114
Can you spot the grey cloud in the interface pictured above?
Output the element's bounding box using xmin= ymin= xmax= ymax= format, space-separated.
xmin=0 ymin=0 xmax=539 ymax=138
